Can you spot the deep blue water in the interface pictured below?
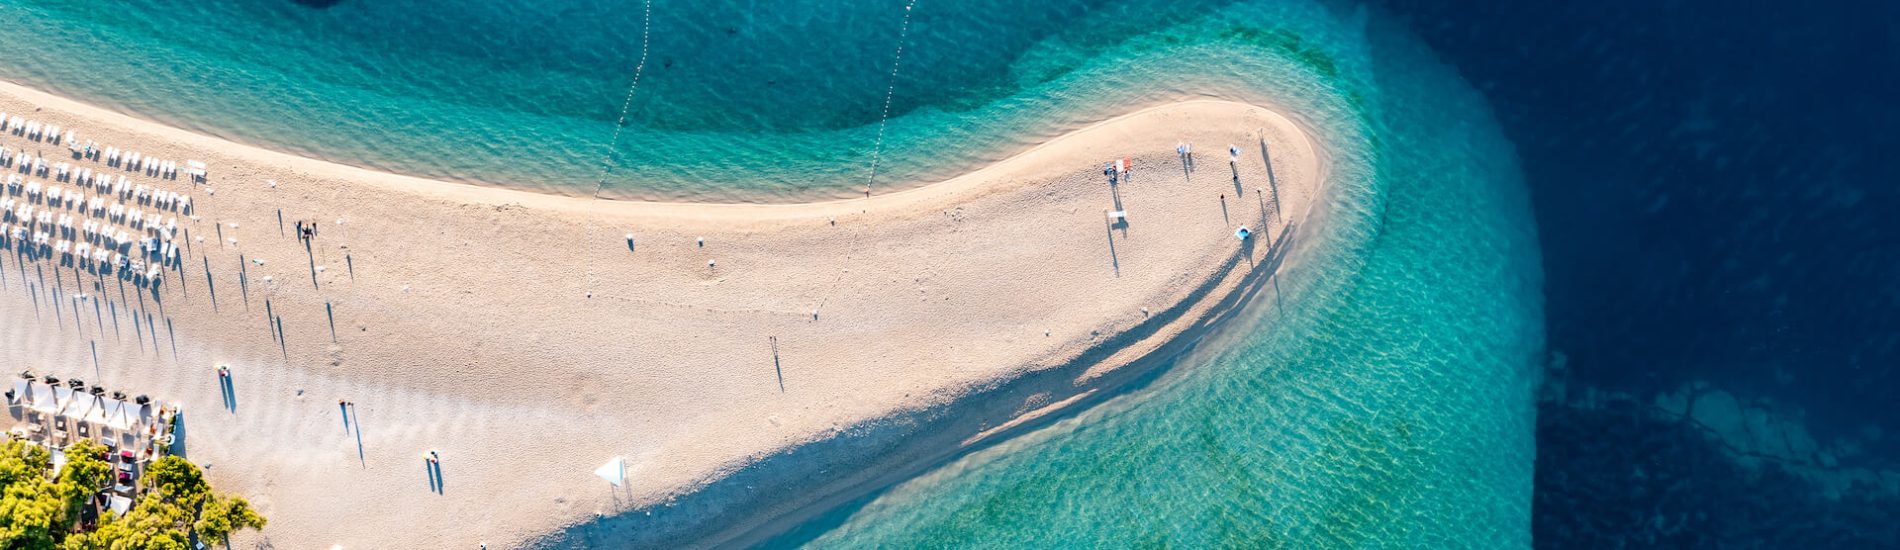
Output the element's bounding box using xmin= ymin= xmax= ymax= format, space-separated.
xmin=1367 ymin=0 xmax=1900 ymax=545
xmin=1378 ymin=0 xmax=1900 ymax=442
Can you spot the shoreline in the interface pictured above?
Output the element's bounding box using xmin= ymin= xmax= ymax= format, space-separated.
xmin=1 ymin=76 xmax=1242 ymax=210
xmin=593 ymin=111 xmax=1338 ymax=550
xmin=0 ymin=79 xmax=1325 ymax=548
xmin=701 ymin=223 xmax=1304 ymax=549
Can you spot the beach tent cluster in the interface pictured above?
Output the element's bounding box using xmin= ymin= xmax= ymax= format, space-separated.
xmin=7 ymin=372 xmax=180 ymax=517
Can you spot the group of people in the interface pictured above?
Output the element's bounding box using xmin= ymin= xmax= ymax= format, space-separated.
xmin=1171 ymin=142 xmax=1246 ymax=171
xmin=292 ymin=219 xmax=317 ymax=243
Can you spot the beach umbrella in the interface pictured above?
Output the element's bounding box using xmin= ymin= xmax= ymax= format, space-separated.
xmin=594 ymin=457 xmax=626 ymax=487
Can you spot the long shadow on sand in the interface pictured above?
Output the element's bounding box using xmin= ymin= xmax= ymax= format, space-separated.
xmin=531 ymin=218 xmax=1302 ymax=549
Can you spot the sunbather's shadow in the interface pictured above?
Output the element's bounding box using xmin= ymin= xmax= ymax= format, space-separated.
xmin=219 ymin=376 xmax=237 ymax=413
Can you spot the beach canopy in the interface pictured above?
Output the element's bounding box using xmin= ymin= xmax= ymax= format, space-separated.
xmin=82 ymin=394 xmax=111 ymax=426
xmin=8 ymin=379 xmax=27 ymax=405
xmin=49 ymin=449 xmax=66 ymax=478
xmin=105 ymin=400 xmax=138 ymax=431
xmin=594 ymin=457 xmax=626 ymax=487
xmin=108 ymin=495 xmax=132 ymax=516
xmin=60 ymin=389 xmax=95 ymax=421
xmin=56 ymin=388 xmax=84 ymax=417
xmin=26 ymin=382 xmax=58 ymax=414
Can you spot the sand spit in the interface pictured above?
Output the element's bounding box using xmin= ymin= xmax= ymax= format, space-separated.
xmin=0 ymin=80 xmax=1319 ymax=549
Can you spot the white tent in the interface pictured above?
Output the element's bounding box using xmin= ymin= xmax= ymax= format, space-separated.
xmin=26 ymin=382 xmax=58 ymax=414
xmin=594 ymin=457 xmax=626 ymax=487
xmin=105 ymin=400 xmax=138 ymax=431
xmin=108 ymin=495 xmax=133 ymax=516
xmin=49 ymin=448 xmax=66 ymax=478
xmin=82 ymin=394 xmax=110 ymax=426
xmin=8 ymin=379 xmax=26 ymax=405
xmin=63 ymin=390 xmax=96 ymax=422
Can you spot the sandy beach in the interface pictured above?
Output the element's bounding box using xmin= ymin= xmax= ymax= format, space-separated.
xmin=0 ymin=79 xmax=1321 ymax=548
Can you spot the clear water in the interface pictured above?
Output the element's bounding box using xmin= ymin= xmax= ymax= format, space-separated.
xmin=0 ymin=0 xmax=1544 ymax=546
xmin=1 ymin=0 xmax=1346 ymax=202
xmin=773 ymin=6 xmax=1546 ymax=547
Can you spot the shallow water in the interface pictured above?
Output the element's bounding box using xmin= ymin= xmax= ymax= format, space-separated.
xmin=0 ymin=0 xmax=1544 ymax=546
xmin=772 ymin=5 xmax=1545 ymax=546
xmin=2 ymin=0 xmax=1334 ymax=202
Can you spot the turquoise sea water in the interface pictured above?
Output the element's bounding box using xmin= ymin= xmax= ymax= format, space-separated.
xmin=0 ymin=0 xmax=1543 ymax=546
xmin=770 ymin=6 xmax=1545 ymax=547
xmin=0 ymin=0 xmax=1352 ymax=202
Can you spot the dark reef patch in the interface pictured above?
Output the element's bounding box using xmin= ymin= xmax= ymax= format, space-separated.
xmin=1534 ymin=393 xmax=1899 ymax=548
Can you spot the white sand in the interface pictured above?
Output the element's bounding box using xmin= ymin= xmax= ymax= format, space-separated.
xmin=0 ymin=80 xmax=1321 ymax=548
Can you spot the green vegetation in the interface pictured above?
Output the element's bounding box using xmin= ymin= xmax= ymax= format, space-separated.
xmin=0 ymin=442 xmax=265 ymax=549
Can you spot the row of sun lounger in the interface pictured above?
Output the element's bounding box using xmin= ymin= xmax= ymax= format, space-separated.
xmin=0 ymin=157 xmax=195 ymax=211
xmin=0 ymin=111 xmax=204 ymax=285
xmin=1 ymin=113 xmax=64 ymax=145
xmin=0 ymin=227 xmax=170 ymax=279
xmin=0 ymin=112 xmax=208 ymax=182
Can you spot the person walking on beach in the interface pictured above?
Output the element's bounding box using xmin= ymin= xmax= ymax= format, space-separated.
xmin=1229 ymin=144 xmax=1241 ymax=165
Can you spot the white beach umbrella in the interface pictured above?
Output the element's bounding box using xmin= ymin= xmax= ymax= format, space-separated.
xmin=594 ymin=456 xmax=626 ymax=487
